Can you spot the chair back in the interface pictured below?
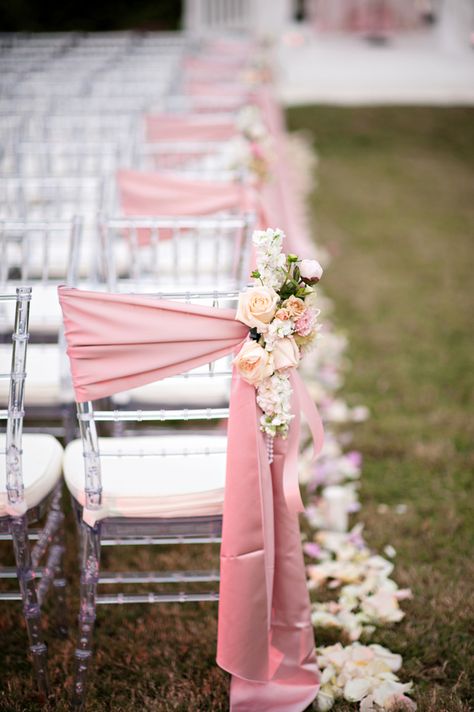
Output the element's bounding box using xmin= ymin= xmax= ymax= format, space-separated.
xmin=0 ymin=287 xmax=31 ymax=510
xmin=98 ymin=214 xmax=254 ymax=292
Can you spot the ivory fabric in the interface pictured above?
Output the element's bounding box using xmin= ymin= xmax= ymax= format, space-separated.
xmin=0 ymin=434 xmax=63 ymax=517
xmin=64 ymin=434 xmax=227 ymax=522
xmin=58 ymin=285 xmax=322 ymax=711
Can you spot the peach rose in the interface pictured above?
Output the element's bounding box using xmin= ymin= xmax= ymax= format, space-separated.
xmin=236 ymin=286 xmax=279 ymax=332
xmin=273 ymin=337 xmax=300 ymax=371
xmin=284 ymin=295 xmax=306 ymax=319
xmin=275 ymin=308 xmax=290 ymax=321
xmin=233 ymin=341 xmax=274 ymax=385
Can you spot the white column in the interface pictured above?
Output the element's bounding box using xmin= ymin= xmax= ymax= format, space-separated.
xmin=253 ymin=0 xmax=293 ymax=37
xmin=437 ymin=0 xmax=474 ymax=53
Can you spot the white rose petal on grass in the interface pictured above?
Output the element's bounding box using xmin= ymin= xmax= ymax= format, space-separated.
xmin=344 ymin=678 xmax=372 ymax=702
xmin=369 ymin=645 xmax=402 ymax=672
xmin=316 ymin=687 xmax=336 ymax=711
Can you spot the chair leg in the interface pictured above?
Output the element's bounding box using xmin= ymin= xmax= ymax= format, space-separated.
xmin=10 ymin=514 xmax=50 ymax=700
xmin=62 ymin=402 xmax=77 ymax=444
xmin=51 ymin=484 xmax=68 ymax=638
xmin=72 ymin=521 xmax=101 ymax=711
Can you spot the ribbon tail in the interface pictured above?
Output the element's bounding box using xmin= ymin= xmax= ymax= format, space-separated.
xmin=281 ymin=370 xmax=325 ymax=514
xmin=292 ymin=369 xmax=324 ymax=462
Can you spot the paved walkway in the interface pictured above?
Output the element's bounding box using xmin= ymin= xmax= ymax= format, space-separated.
xmin=276 ymin=24 xmax=474 ymax=106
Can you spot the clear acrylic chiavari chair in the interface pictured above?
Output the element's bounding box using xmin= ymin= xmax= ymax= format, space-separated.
xmin=2 ymin=140 xmax=128 ymax=178
xmin=61 ymin=287 xmax=239 ymax=710
xmin=0 ymin=218 xmax=83 ymax=440
xmin=134 ymin=140 xmax=246 ymax=177
xmin=0 ymin=287 xmax=66 ymax=699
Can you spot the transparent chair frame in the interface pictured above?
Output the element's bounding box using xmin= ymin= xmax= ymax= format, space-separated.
xmin=0 ymin=218 xmax=83 ymax=440
xmin=133 ymin=140 xmax=248 ymax=179
xmin=0 ymin=287 xmax=67 ymax=699
xmin=97 ymin=213 xmax=255 ymax=293
xmin=0 ymin=176 xmax=107 ymax=222
xmin=68 ymin=289 xmax=242 ymax=710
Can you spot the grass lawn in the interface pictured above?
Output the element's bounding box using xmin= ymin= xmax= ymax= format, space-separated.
xmin=1 ymin=107 xmax=473 ymax=711
xmin=287 ymin=106 xmax=474 ymax=712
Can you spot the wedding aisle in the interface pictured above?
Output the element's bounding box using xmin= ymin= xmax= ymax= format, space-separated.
xmin=0 ymin=27 xmax=472 ymax=712
xmin=289 ymin=105 xmax=474 ymax=712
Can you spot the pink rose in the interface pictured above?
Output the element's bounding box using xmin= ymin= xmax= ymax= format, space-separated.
xmin=233 ymin=341 xmax=274 ymax=385
xmin=236 ymin=286 xmax=279 ymax=332
xmin=273 ymin=337 xmax=300 ymax=370
xmin=300 ymin=258 xmax=323 ymax=283
xmin=295 ymin=309 xmax=317 ymax=337
xmin=284 ymin=295 xmax=306 ymax=319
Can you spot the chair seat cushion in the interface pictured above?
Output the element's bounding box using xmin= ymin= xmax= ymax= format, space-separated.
xmin=0 ymin=344 xmax=63 ymax=407
xmin=63 ymin=434 xmax=227 ymax=522
xmin=0 ymin=434 xmax=63 ymax=517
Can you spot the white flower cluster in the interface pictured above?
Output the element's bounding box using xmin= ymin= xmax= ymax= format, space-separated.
xmin=249 ymin=243 xmax=292 ymax=435
xmin=316 ymin=643 xmax=416 ymax=711
xmin=235 ymin=104 xmax=268 ymax=142
xmin=252 ymin=228 xmax=286 ymax=290
xmin=256 ymin=371 xmax=293 ymax=437
xmin=264 ymin=316 xmax=293 ymax=352
xmin=306 ymin=526 xmax=411 ymax=641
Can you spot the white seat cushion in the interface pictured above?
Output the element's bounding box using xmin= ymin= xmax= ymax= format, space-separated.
xmin=0 ymin=434 xmax=63 ymax=517
xmin=0 ymin=344 xmax=64 ymax=407
xmin=64 ymin=434 xmax=227 ymax=525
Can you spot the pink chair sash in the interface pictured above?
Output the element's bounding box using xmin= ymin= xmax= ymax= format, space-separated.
xmin=145 ymin=114 xmax=237 ymax=143
xmin=58 ymin=285 xmax=322 ymax=711
xmin=116 ymin=169 xmax=266 ymax=246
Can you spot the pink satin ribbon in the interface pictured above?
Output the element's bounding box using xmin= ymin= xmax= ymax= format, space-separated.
xmin=58 ymin=286 xmax=322 ymax=710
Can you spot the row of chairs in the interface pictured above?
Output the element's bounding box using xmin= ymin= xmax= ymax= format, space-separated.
xmin=1 ymin=31 xmax=283 ymax=710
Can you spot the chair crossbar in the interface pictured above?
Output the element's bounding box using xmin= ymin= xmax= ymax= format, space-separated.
xmin=85 ymin=407 xmax=230 ymax=422
xmin=0 ymin=530 xmax=40 ymax=541
xmin=105 ymin=216 xmax=249 ymax=230
xmin=96 ymin=591 xmax=219 ymax=605
xmin=100 ymin=535 xmax=222 ymax=546
xmin=98 ymin=569 xmax=219 ymax=584
xmin=0 ymin=592 xmax=23 ymax=601
xmin=0 ymin=566 xmax=42 ymax=579
xmin=97 ymin=447 xmax=226 ymax=457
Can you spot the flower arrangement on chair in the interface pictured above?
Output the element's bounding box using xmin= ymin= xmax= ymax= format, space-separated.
xmin=234 ymin=228 xmax=323 ymax=438
xmin=229 ymin=104 xmax=272 ymax=182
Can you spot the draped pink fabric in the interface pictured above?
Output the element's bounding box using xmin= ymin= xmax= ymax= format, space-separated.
xmin=145 ymin=114 xmax=237 ymax=143
xmin=251 ymin=88 xmax=316 ymax=257
xmin=116 ymin=169 xmax=266 ymax=245
xmin=118 ymin=169 xmax=259 ymax=219
xmin=58 ymin=285 xmax=322 ymax=711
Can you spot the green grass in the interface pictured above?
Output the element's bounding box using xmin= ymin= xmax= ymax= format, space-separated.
xmin=287 ymin=106 xmax=474 ymax=712
xmin=1 ymin=107 xmax=473 ymax=711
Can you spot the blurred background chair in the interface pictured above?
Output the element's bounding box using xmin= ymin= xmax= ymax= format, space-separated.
xmin=0 ymin=218 xmax=83 ymax=440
